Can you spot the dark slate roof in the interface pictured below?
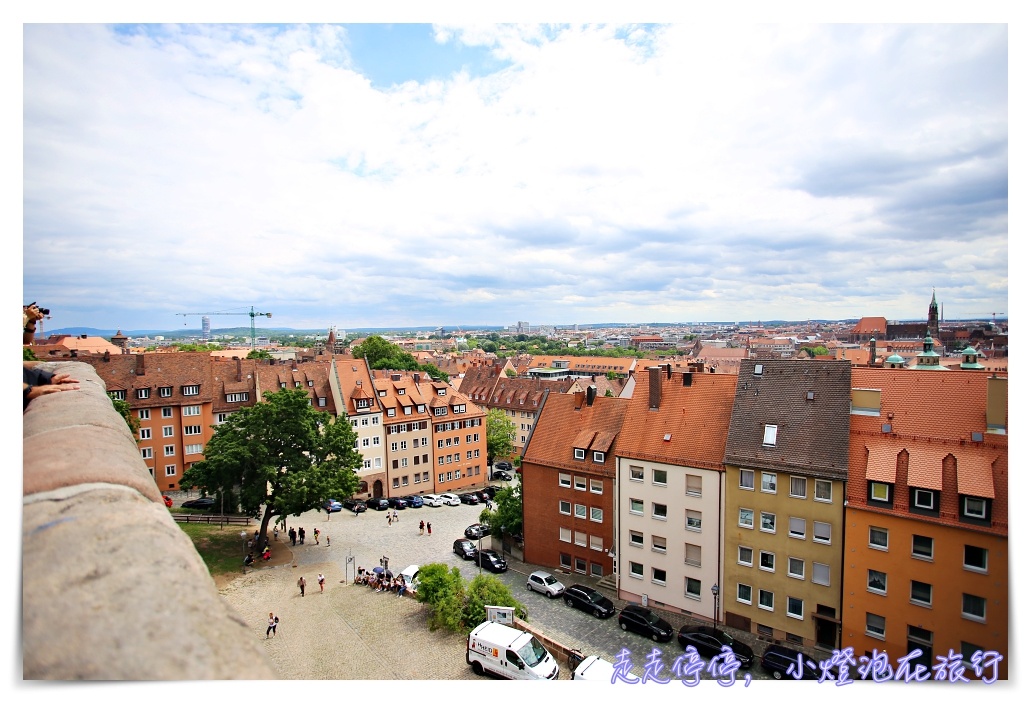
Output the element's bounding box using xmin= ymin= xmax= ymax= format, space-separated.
xmin=724 ymin=359 xmax=851 ymax=480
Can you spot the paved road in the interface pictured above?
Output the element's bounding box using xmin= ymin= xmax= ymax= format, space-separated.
xmin=217 ymin=486 xmax=786 ymax=682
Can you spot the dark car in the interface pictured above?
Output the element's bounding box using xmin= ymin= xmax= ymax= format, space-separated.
xmin=493 ymin=460 xmax=513 ymax=472
xmin=458 ymin=493 xmax=480 ymax=505
xmin=491 ymin=470 xmax=512 ymax=482
xmin=677 ymin=626 xmax=754 ymax=669
xmin=562 ymin=584 xmax=615 ymax=619
xmin=476 ymin=549 xmax=508 ymax=573
xmin=407 ymin=495 xmax=424 ymax=508
xmin=760 ymin=644 xmax=829 ymax=680
xmin=365 ymin=497 xmax=390 ymax=511
xmin=481 ymin=485 xmax=500 ymax=499
xmin=618 ymin=604 xmax=674 ymax=642
xmin=342 ymin=498 xmax=367 ymax=513
xmin=181 ymin=497 xmax=216 ymax=510
xmin=471 ymin=490 xmax=491 ymax=503
xmin=387 ymin=497 xmax=408 ymax=510
xmin=464 ymin=523 xmax=490 ymax=540
xmin=323 ymin=499 xmax=343 ymax=512
xmin=453 ymin=538 xmax=478 ymax=560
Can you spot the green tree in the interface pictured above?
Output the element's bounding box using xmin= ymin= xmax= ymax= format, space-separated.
xmin=415 ymin=563 xmax=467 ymax=631
xmin=112 ymin=397 xmax=141 ymax=438
xmin=180 ymin=388 xmax=361 ymax=549
xmin=479 ymin=476 xmax=523 ymax=541
xmin=504 ymin=368 xmax=516 ymax=378
xmin=247 ymin=349 xmax=272 ymax=359
xmin=351 ymin=335 xmax=398 ymax=366
xmin=462 ymin=574 xmax=528 ymax=629
xmin=486 ymin=408 xmax=517 ymax=463
xmin=23 ymin=347 xmax=38 ymax=361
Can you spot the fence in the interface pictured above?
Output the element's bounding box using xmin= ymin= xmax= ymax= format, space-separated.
xmin=172 ymin=513 xmax=252 ymax=526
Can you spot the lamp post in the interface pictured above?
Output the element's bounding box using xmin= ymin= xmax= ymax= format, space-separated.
xmin=711 ymin=584 xmax=720 ymax=629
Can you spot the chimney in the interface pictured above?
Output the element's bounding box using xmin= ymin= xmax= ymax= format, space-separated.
xmin=869 ymin=337 xmax=877 ymax=366
xmin=236 ymin=357 xmax=243 ymax=382
xmin=292 ymin=360 xmax=298 ymax=371
xmin=103 ymin=350 xmax=110 ymax=362
xmin=648 ymin=366 xmax=662 ymax=410
xmin=666 ymin=363 xmax=672 ymax=379
xmin=683 ymin=372 xmax=693 ymax=387
xmin=135 ymin=354 xmax=145 ymax=376
xmin=413 ymin=373 xmax=421 ymax=384
xmin=586 ymin=385 xmax=597 ymax=406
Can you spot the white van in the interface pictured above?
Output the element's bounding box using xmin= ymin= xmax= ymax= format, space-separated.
xmin=399 ymin=565 xmax=420 ymax=593
xmin=422 ymin=494 xmax=443 ymax=507
xmin=571 ymin=654 xmax=640 ymax=682
xmin=467 ymin=621 xmax=560 ymax=680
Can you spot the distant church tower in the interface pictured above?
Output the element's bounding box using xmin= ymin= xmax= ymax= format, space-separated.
xmin=927 ymin=289 xmax=940 ymax=338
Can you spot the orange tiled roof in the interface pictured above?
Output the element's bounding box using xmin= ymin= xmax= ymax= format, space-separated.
xmin=906 ymin=448 xmax=943 ymax=490
xmin=864 ymin=444 xmax=898 ymax=482
xmin=957 ymin=453 xmax=998 ymax=498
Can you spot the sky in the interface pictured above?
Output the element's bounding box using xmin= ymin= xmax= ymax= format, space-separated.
xmin=17 ymin=6 xmax=1014 ymax=333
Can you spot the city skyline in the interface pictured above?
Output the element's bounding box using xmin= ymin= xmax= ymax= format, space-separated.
xmin=21 ymin=16 xmax=1009 ymax=333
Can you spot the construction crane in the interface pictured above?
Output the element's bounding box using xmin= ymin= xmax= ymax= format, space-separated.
xmin=176 ymin=306 xmax=273 ymax=350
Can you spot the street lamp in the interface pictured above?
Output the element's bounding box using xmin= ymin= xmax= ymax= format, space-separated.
xmin=711 ymin=584 xmax=720 ymax=628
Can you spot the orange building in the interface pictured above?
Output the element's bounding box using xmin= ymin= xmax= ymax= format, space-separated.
xmin=842 ymin=368 xmax=1008 ymax=679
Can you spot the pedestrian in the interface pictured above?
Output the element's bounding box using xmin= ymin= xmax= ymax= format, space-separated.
xmin=392 ymin=509 xmax=399 ymax=522
xmin=273 ymin=525 xmax=279 ymax=541
xmin=326 ymin=535 xmax=330 ymax=547
xmin=387 ymin=514 xmax=392 ymax=527
xmin=427 ymin=522 xmax=432 ymax=535
xmin=314 ymin=527 xmax=320 ymax=545
xmin=318 ymin=573 xmax=325 ymax=593
xmin=327 ymin=507 xmax=332 ymax=521
xmin=299 ymin=527 xmax=305 ymax=544
xmin=419 ymin=520 xmax=425 ymax=536
xmin=289 ymin=527 xmax=296 ymax=546
xmin=297 ymin=575 xmax=306 ymax=597
xmin=266 ymin=612 xmax=278 ymax=638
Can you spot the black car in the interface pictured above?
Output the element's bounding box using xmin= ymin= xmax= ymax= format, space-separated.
xmin=471 ymin=490 xmax=491 ymax=503
xmin=181 ymin=497 xmax=216 ymax=510
xmin=562 ymin=584 xmax=616 ymax=619
xmin=677 ymin=626 xmax=754 ymax=669
xmin=453 ymin=538 xmax=478 ymax=560
xmin=458 ymin=493 xmax=480 ymax=505
xmin=342 ymin=498 xmax=367 ymax=513
xmin=476 ymin=549 xmax=507 ymax=573
xmin=760 ymin=644 xmax=829 ymax=680
xmin=618 ymin=604 xmax=674 ymax=642
xmin=481 ymin=485 xmax=500 ymax=499
xmin=387 ymin=497 xmax=408 ymax=509
xmin=491 ymin=470 xmax=512 ymax=482
xmin=365 ymin=497 xmax=390 ymax=511
xmin=464 ymin=523 xmax=490 ymax=540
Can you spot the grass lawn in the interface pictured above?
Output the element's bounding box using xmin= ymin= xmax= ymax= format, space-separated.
xmin=178 ymin=522 xmax=252 ymax=576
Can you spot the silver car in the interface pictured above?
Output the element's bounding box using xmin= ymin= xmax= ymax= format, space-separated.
xmin=526 ymin=570 xmax=566 ymax=598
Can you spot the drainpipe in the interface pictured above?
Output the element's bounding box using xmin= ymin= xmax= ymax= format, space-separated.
xmin=716 ymin=469 xmax=723 ymax=625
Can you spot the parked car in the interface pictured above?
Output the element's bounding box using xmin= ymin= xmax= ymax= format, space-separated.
xmin=342 ymin=498 xmax=367 ymax=513
xmin=493 ymin=460 xmax=513 ymax=473
xmin=618 ymin=604 xmax=674 ymax=642
xmin=387 ymin=496 xmax=408 ymax=510
xmin=453 ymin=538 xmax=478 ymax=560
xmin=181 ymin=497 xmax=216 ymax=510
xmin=481 ymin=485 xmax=500 ymax=499
xmin=760 ymin=644 xmax=829 ymax=680
xmin=407 ymin=495 xmax=424 ymax=508
xmin=458 ymin=493 xmax=480 ymax=505
xmin=526 ymin=570 xmax=565 ymax=598
xmin=476 ymin=549 xmax=508 ymax=573
xmin=422 ymin=494 xmax=443 ymax=507
xmin=399 ymin=565 xmax=420 ymax=593
xmin=473 ymin=490 xmax=491 ymax=503
xmin=162 ymin=495 xmax=173 ymax=508
xmin=464 ymin=523 xmax=490 ymax=540
xmin=562 ymin=584 xmax=615 ymax=619
xmin=677 ymin=626 xmax=754 ymax=669
xmin=438 ymin=493 xmax=461 ymax=506
xmin=491 ymin=470 xmax=512 ymax=482
xmin=365 ymin=497 xmax=390 ymax=511
xmin=323 ymin=499 xmax=343 ymax=512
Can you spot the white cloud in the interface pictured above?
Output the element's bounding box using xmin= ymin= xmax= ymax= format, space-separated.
xmin=22 ymin=21 xmax=1008 ymax=330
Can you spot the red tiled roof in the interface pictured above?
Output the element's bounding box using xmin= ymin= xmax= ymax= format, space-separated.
xmin=957 ymin=453 xmax=997 ymax=499
xmin=906 ymin=448 xmax=943 ymax=490
xmin=865 ymin=445 xmax=897 ymax=482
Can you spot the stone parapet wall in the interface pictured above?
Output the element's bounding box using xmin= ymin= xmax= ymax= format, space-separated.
xmin=22 ymin=361 xmax=275 ymax=680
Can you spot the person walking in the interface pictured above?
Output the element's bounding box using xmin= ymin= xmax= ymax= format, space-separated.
xmin=299 ymin=527 xmax=306 ymax=544
xmin=314 ymin=528 xmax=320 ymax=545
xmin=326 ymin=535 xmax=330 ymax=547
xmin=289 ymin=527 xmax=297 ymax=546
xmin=297 ymin=575 xmax=306 ymax=597
xmin=273 ymin=525 xmax=279 ymax=541
xmin=392 ymin=508 xmax=399 ymax=522
xmin=427 ymin=522 xmax=432 ymax=536
xmin=317 ymin=573 xmax=325 ymax=593
xmin=266 ymin=612 xmax=278 ymax=638
xmin=386 ymin=514 xmax=392 ymax=527
xmin=419 ymin=520 xmax=425 ymax=536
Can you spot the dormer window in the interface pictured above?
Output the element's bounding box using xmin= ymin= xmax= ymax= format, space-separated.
xmin=308 ymin=380 xmax=314 ymax=387
xmin=762 ymin=424 xmax=778 ymax=447
xmin=136 ymin=388 xmax=150 ymax=399
xmin=182 ymin=385 xmax=199 ymax=396
xmin=404 ymin=406 xmax=412 ymax=415
xmin=378 ymin=390 xmax=387 ymax=397
xmin=574 ymin=448 xmax=585 ymax=460
xmin=109 ymin=390 xmax=126 ymax=401
xmin=386 ymin=408 xmax=396 ymax=417
xmin=417 ymin=404 xmax=425 ymax=413
xmin=398 ymin=388 xmax=405 ymax=395
xmin=280 ymin=382 xmax=287 ymax=388
xmin=159 ymin=386 xmax=173 ymax=398
xmin=593 ymin=451 xmax=605 ymax=463
xmin=437 ymin=388 xmax=447 ymax=396
xmin=754 ymin=364 xmax=764 ymax=375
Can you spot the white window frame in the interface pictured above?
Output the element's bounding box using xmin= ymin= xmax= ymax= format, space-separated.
xmin=652 ymin=469 xmax=668 ymax=486
xmin=812 ymin=562 xmax=830 ymax=587
xmin=758 ymin=589 xmax=774 ymax=611
xmin=788 ymin=516 xmax=806 ymax=539
xmin=162 ymin=407 xmax=173 ymax=418
xmin=684 ymin=577 xmax=701 ymax=600
xmin=788 ymin=557 xmax=805 ymax=580
xmin=787 ymin=596 xmax=804 ymax=620
xmin=574 ymin=504 xmax=587 ymax=520
xmin=593 ymin=451 xmax=605 ymax=463
xmin=652 ymin=503 xmax=668 ymax=520
xmin=164 ymin=465 xmax=176 ymax=477
xmin=574 ymin=531 xmax=587 ymax=547
xmin=963 ymin=545 xmax=988 ymax=573
xmin=870 ymin=482 xmax=890 ymax=501
xmin=651 ymin=568 xmax=667 ymax=586
xmin=685 ymin=543 xmax=701 ymax=567
xmin=651 ymin=535 xmax=667 ymax=553
xmin=913 ymin=489 xmax=935 ymax=510
xmin=963 ymin=497 xmax=987 ymax=519
xmin=738 ymin=508 xmax=754 ymax=529
xmin=630 ymin=466 xmax=644 ymax=482
xmin=763 ymin=424 xmax=778 ymax=446
xmin=629 ymin=531 xmax=644 ymax=548
xmin=162 ymin=426 xmax=174 ymax=438
xmin=137 ymin=388 xmax=150 ymax=399
xmin=761 ymin=472 xmax=777 ymax=493
xmin=138 ymin=409 xmax=150 ymax=420
xmin=139 ymin=428 xmax=151 ymax=440
xmin=813 ymin=521 xmax=831 ymax=544
xmin=559 ymin=500 xmax=572 ymax=515
xmin=789 ymin=476 xmax=807 ymax=499
xmin=759 ymin=550 xmax=775 ymax=572
xmin=184 ymin=425 xmax=202 ymax=436
xmin=739 ymin=469 xmax=755 ymax=490
xmin=868 ymin=569 xmax=887 ymax=595
xmin=912 ymin=534 xmax=934 ymax=561
xmin=140 ymin=448 xmax=153 ymax=459
xmin=163 ymin=445 xmax=175 ymax=457
xmin=629 ymin=561 xmax=644 ymax=579
xmin=559 ymin=527 xmax=572 ymax=543
xmin=573 ymin=448 xmax=585 ymax=460
xmin=869 ymin=526 xmax=889 ymax=551
xmin=185 ymin=444 xmax=203 ymax=455
xmin=961 ymin=593 xmax=986 ymax=622
xmin=589 ymin=534 xmax=604 ymax=551
xmin=866 ymin=613 xmax=886 ymax=639
xmin=685 ymin=474 xmax=702 ymax=497
xmin=814 ymin=479 xmax=832 ymax=502
xmin=589 ymin=479 xmax=603 ymax=494
xmin=910 ymin=580 xmax=933 ymax=607
xmin=760 ymin=512 xmax=776 ymax=533
xmin=574 ymin=476 xmax=587 ymax=491
xmin=182 ymin=405 xmax=201 ymax=417
xmin=737 ymin=583 xmax=753 ymax=605
xmin=684 ymin=509 xmax=701 ymax=530
xmin=590 ymin=506 xmax=603 ymax=523
xmin=738 ymin=546 xmax=753 ymax=567
xmin=629 ymin=498 xmax=643 ymax=515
